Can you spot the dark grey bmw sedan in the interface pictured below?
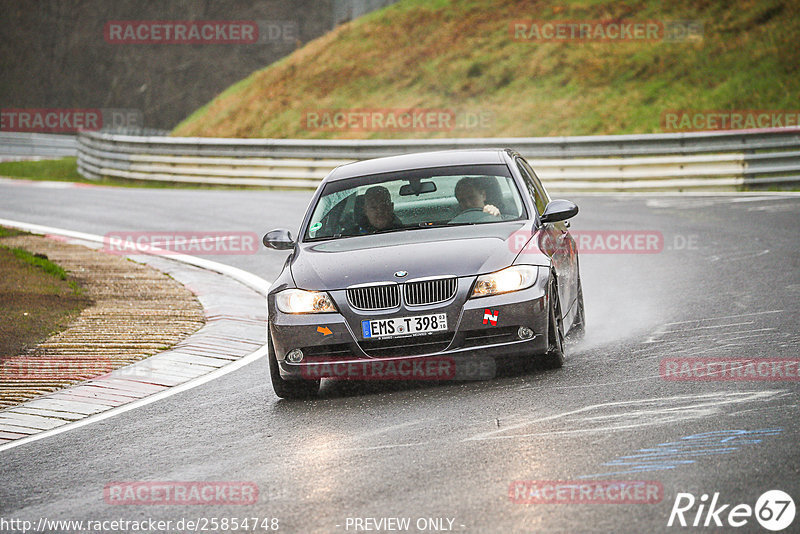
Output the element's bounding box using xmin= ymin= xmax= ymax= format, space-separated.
xmin=263 ymin=149 xmax=584 ymax=398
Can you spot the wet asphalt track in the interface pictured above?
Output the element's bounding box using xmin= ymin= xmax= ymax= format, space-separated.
xmin=0 ymin=181 xmax=799 ymax=533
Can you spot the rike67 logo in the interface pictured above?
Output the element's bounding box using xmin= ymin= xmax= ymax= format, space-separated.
xmin=668 ymin=490 xmax=795 ymax=531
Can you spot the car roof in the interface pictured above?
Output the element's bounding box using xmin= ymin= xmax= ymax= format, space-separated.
xmin=325 ymin=148 xmax=512 ymax=182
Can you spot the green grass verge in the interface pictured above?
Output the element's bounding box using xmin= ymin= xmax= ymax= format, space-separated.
xmin=2 ymin=245 xmax=83 ymax=295
xmin=0 ymin=157 xmax=287 ymax=189
xmin=0 ymin=157 xmax=83 ymax=181
xmin=0 ymin=227 xmax=27 ymax=238
xmin=9 ymin=247 xmax=68 ymax=280
xmin=0 ymin=232 xmax=91 ymax=356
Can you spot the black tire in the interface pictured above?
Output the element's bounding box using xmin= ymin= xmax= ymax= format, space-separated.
xmin=268 ymin=333 xmax=320 ymax=399
xmin=568 ymin=278 xmax=586 ymax=340
xmin=542 ymin=276 xmax=565 ymax=369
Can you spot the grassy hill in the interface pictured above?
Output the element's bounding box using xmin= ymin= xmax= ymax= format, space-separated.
xmin=172 ymin=0 xmax=799 ymax=139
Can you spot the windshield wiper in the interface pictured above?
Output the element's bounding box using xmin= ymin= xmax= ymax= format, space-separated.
xmin=415 ymin=222 xmax=478 ymax=229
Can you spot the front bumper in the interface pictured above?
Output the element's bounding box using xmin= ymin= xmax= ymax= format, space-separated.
xmin=269 ymin=270 xmax=551 ymax=380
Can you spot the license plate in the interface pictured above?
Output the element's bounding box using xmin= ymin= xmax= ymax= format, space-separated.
xmin=362 ymin=313 xmax=447 ymax=339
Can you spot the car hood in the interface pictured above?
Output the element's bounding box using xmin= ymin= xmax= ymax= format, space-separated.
xmin=290 ymin=222 xmax=543 ymax=290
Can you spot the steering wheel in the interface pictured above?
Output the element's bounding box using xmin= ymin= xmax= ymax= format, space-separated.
xmin=449 ymin=208 xmax=498 ymax=224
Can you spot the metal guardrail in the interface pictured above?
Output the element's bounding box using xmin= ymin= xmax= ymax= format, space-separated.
xmin=70 ymin=128 xmax=800 ymax=191
xmin=0 ymin=132 xmax=78 ymax=158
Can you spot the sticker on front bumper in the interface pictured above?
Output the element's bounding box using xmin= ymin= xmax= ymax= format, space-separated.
xmin=361 ymin=313 xmax=447 ymax=339
xmin=483 ymin=308 xmax=499 ymax=326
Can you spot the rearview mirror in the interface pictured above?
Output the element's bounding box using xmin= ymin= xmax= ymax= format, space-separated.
xmin=263 ymin=228 xmax=295 ymax=250
xmin=399 ymin=180 xmax=437 ymax=196
xmin=540 ymin=199 xmax=578 ymax=224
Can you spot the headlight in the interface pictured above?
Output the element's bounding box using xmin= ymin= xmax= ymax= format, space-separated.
xmin=471 ymin=265 xmax=538 ymax=298
xmin=275 ymin=289 xmax=337 ymax=314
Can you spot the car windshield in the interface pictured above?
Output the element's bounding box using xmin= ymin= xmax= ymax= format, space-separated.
xmin=304 ymin=164 xmax=526 ymax=241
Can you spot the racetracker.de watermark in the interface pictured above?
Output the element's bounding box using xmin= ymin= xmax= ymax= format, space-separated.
xmin=510 ymin=19 xmax=702 ymax=42
xmin=299 ymin=355 xmax=495 ymax=381
xmin=662 ymin=110 xmax=800 ymax=132
xmin=104 ymin=482 xmax=258 ymax=505
xmin=1 ymin=108 xmax=142 ymax=133
xmin=0 ymin=357 xmax=113 ymax=380
xmin=509 ymin=230 xmax=695 ymax=255
xmin=104 ymin=20 xmax=298 ymax=44
xmin=509 ymin=480 xmax=663 ymax=504
xmin=660 ymin=358 xmax=800 ymax=381
xmin=103 ymin=231 xmax=259 ymax=256
xmin=303 ymin=109 xmax=493 ymax=132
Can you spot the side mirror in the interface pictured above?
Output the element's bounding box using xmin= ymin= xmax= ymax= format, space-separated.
xmin=540 ymin=199 xmax=578 ymax=224
xmin=263 ymin=228 xmax=295 ymax=250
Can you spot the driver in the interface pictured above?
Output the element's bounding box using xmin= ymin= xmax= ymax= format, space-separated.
xmin=360 ymin=185 xmax=404 ymax=233
xmin=454 ymin=177 xmax=500 ymax=217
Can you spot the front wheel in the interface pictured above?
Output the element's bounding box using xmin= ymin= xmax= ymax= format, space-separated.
xmin=268 ymin=333 xmax=320 ymax=399
xmin=568 ymin=278 xmax=586 ymax=340
xmin=541 ymin=277 xmax=565 ymax=369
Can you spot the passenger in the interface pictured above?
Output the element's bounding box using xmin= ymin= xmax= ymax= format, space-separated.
xmin=360 ymin=185 xmax=404 ymax=233
xmin=454 ymin=177 xmax=500 ymax=217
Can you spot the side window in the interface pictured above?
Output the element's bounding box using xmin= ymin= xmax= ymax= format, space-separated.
xmin=521 ymin=158 xmax=551 ymax=205
xmin=515 ymin=158 xmax=548 ymax=215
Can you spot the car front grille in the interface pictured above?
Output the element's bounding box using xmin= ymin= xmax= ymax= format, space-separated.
xmin=347 ymin=277 xmax=458 ymax=310
xmin=347 ymin=284 xmax=400 ymax=310
xmin=404 ymin=277 xmax=457 ymax=306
